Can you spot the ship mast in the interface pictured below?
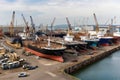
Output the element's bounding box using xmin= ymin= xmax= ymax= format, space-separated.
xmin=47 ymin=18 xmax=56 ymax=47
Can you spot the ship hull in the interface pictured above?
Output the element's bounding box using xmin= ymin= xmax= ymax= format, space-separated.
xmin=27 ymin=45 xmax=65 ymax=56
xmin=24 ymin=47 xmax=64 ymax=62
xmin=98 ymin=37 xmax=113 ymax=46
xmin=84 ymin=39 xmax=99 ymax=49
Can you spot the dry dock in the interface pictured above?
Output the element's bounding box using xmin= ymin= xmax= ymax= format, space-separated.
xmin=0 ymin=43 xmax=120 ymax=80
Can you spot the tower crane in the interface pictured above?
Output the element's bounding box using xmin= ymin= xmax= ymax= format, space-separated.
xmin=30 ymin=16 xmax=35 ymax=33
xmin=93 ymin=13 xmax=99 ymax=33
xmin=9 ymin=11 xmax=15 ymax=37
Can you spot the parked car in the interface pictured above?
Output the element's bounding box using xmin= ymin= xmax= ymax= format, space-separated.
xmin=18 ymin=72 xmax=28 ymax=77
xmin=22 ymin=64 xmax=38 ymax=70
xmin=27 ymin=65 xmax=38 ymax=70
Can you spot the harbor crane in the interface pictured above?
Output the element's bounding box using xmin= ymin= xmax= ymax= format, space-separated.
xmin=66 ymin=17 xmax=72 ymax=35
xmin=108 ymin=18 xmax=114 ymax=35
xmin=93 ymin=13 xmax=99 ymax=33
xmin=30 ymin=16 xmax=35 ymax=33
xmin=9 ymin=11 xmax=15 ymax=37
xmin=50 ymin=17 xmax=56 ymax=37
xmin=21 ymin=14 xmax=29 ymax=36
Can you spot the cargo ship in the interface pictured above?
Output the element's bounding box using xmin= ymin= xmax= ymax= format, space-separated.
xmin=23 ymin=37 xmax=66 ymax=62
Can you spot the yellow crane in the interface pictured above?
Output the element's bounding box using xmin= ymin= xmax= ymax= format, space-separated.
xmin=9 ymin=11 xmax=15 ymax=37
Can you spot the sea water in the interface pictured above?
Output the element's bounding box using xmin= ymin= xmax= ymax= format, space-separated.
xmin=73 ymin=50 xmax=120 ymax=80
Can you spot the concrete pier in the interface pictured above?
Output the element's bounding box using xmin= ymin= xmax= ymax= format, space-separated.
xmin=64 ymin=45 xmax=120 ymax=74
xmin=61 ymin=45 xmax=120 ymax=80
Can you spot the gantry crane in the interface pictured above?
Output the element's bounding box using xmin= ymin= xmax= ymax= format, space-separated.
xmin=9 ymin=11 xmax=15 ymax=37
xmin=30 ymin=16 xmax=35 ymax=33
xmin=93 ymin=13 xmax=99 ymax=33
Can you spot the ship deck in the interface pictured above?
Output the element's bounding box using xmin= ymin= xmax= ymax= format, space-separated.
xmin=49 ymin=37 xmax=87 ymax=46
xmin=23 ymin=40 xmax=64 ymax=49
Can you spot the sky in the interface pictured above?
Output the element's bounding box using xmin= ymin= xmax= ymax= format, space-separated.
xmin=0 ymin=0 xmax=120 ymax=26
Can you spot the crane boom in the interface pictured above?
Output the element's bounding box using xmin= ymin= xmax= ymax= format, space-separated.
xmin=51 ymin=17 xmax=56 ymax=31
xmin=66 ymin=17 xmax=72 ymax=30
xmin=21 ymin=14 xmax=29 ymax=34
xmin=66 ymin=17 xmax=73 ymax=35
xmin=10 ymin=11 xmax=15 ymax=36
xmin=93 ymin=13 xmax=99 ymax=33
xmin=21 ymin=14 xmax=28 ymax=27
xmin=50 ymin=17 xmax=56 ymax=37
xmin=104 ymin=19 xmax=110 ymax=25
xmin=30 ymin=16 xmax=35 ymax=32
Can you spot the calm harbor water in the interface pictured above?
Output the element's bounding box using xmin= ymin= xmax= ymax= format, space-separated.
xmin=73 ymin=50 xmax=120 ymax=80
